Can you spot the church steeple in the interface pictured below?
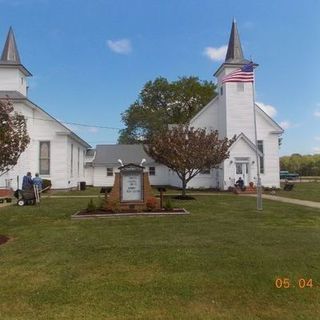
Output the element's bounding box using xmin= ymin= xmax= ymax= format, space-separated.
xmin=0 ymin=27 xmax=31 ymax=77
xmin=225 ymin=19 xmax=245 ymax=64
xmin=0 ymin=27 xmax=31 ymax=96
xmin=1 ymin=27 xmax=21 ymax=64
xmin=214 ymin=20 xmax=255 ymax=77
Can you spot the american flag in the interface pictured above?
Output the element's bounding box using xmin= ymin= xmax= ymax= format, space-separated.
xmin=222 ymin=62 xmax=254 ymax=83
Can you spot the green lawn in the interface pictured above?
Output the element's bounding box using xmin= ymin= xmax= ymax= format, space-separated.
xmin=49 ymin=186 xmax=102 ymax=196
xmin=1 ymin=196 xmax=320 ymax=319
xmin=274 ymin=182 xmax=320 ymax=202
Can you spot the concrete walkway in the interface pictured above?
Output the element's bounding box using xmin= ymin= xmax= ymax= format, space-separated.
xmin=242 ymin=194 xmax=320 ymax=209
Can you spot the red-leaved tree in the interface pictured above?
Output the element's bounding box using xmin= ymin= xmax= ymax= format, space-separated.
xmin=144 ymin=125 xmax=235 ymax=196
xmin=0 ymin=99 xmax=30 ymax=177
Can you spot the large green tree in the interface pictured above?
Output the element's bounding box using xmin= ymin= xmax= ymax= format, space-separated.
xmin=118 ymin=76 xmax=216 ymax=143
xmin=280 ymin=154 xmax=320 ymax=176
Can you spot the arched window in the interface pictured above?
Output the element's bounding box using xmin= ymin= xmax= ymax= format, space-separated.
xmin=39 ymin=141 xmax=50 ymax=175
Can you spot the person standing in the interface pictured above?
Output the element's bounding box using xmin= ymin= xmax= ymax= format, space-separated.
xmin=33 ymin=173 xmax=43 ymax=194
xmin=22 ymin=172 xmax=33 ymax=191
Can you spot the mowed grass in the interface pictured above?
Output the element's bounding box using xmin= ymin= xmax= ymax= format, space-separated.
xmin=0 ymin=196 xmax=320 ymax=319
xmin=275 ymin=182 xmax=320 ymax=202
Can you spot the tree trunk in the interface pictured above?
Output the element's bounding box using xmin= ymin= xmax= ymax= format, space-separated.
xmin=182 ymin=177 xmax=187 ymax=196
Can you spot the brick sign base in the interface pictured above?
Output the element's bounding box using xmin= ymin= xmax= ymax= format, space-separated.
xmin=105 ymin=166 xmax=159 ymax=211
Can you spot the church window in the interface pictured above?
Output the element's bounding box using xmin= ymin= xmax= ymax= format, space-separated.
xmin=77 ymin=147 xmax=80 ymax=177
xmin=149 ymin=167 xmax=156 ymax=176
xmin=71 ymin=144 xmax=74 ymax=177
xmin=237 ymin=83 xmax=244 ymax=92
xmin=220 ymin=86 xmax=223 ymax=95
xmin=107 ymin=168 xmax=113 ymax=176
xmin=257 ymin=140 xmax=264 ymax=174
xmin=236 ymin=163 xmax=243 ymax=174
xmin=39 ymin=141 xmax=50 ymax=175
xmin=83 ymin=150 xmax=86 ymax=176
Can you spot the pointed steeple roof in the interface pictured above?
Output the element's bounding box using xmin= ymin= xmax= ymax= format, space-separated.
xmin=0 ymin=27 xmax=31 ymax=76
xmin=1 ymin=27 xmax=21 ymax=63
xmin=225 ymin=19 xmax=245 ymax=63
xmin=213 ymin=20 xmax=257 ymax=77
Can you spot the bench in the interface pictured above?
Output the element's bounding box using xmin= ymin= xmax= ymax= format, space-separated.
xmin=0 ymin=188 xmax=13 ymax=203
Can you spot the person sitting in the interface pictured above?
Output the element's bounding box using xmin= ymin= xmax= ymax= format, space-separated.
xmin=235 ymin=177 xmax=245 ymax=190
xmin=22 ymin=172 xmax=33 ymax=191
xmin=33 ymin=173 xmax=43 ymax=194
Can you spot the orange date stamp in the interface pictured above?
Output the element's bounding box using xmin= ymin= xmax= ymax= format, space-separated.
xmin=275 ymin=278 xmax=318 ymax=289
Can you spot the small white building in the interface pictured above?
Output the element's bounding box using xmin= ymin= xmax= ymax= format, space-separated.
xmin=0 ymin=28 xmax=90 ymax=190
xmin=84 ymin=144 xmax=169 ymax=187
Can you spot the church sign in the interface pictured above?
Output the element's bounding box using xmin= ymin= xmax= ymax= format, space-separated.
xmin=120 ymin=164 xmax=144 ymax=202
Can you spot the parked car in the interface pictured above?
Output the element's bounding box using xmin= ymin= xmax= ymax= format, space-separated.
xmin=280 ymin=171 xmax=300 ymax=180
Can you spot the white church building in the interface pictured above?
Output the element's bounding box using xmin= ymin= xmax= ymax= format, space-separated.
xmin=0 ymin=27 xmax=90 ymax=190
xmin=0 ymin=22 xmax=283 ymax=191
xmin=84 ymin=21 xmax=283 ymax=190
xmin=189 ymin=21 xmax=284 ymax=189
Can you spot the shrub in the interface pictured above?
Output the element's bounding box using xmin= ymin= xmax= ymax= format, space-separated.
xmin=146 ymin=197 xmax=158 ymax=211
xmin=87 ymin=199 xmax=96 ymax=212
xmin=42 ymin=179 xmax=52 ymax=192
xmin=164 ymin=198 xmax=173 ymax=210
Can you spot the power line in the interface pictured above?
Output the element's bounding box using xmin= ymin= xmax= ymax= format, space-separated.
xmin=63 ymin=120 xmax=121 ymax=131
xmin=24 ymin=115 xmax=122 ymax=130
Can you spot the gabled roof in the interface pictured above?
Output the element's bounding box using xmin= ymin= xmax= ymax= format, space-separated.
xmin=92 ymin=144 xmax=155 ymax=166
xmin=255 ymin=104 xmax=284 ymax=134
xmin=230 ymin=132 xmax=264 ymax=157
xmin=0 ymin=90 xmax=25 ymax=100
xmin=0 ymin=90 xmax=91 ymax=149
xmin=189 ymin=95 xmax=218 ymax=124
xmin=0 ymin=27 xmax=32 ymax=76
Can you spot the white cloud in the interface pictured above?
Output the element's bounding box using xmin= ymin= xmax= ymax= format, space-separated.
xmin=312 ymin=147 xmax=320 ymax=154
xmin=256 ymin=102 xmax=277 ymax=118
xmin=279 ymin=121 xmax=292 ymax=129
xmin=203 ymin=45 xmax=228 ymax=61
xmin=279 ymin=120 xmax=302 ymax=130
xmin=107 ymin=39 xmax=132 ymax=54
xmin=315 ymin=136 xmax=320 ymax=141
xmin=314 ymin=110 xmax=320 ymax=117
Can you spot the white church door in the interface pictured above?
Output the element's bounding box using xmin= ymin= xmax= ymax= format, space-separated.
xmin=235 ymin=162 xmax=249 ymax=186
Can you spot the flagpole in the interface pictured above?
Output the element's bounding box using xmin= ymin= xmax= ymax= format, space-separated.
xmin=252 ymin=66 xmax=263 ymax=211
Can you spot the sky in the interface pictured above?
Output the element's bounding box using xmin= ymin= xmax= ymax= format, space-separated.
xmin=0 ymin=0 xmax=319 ymax=156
